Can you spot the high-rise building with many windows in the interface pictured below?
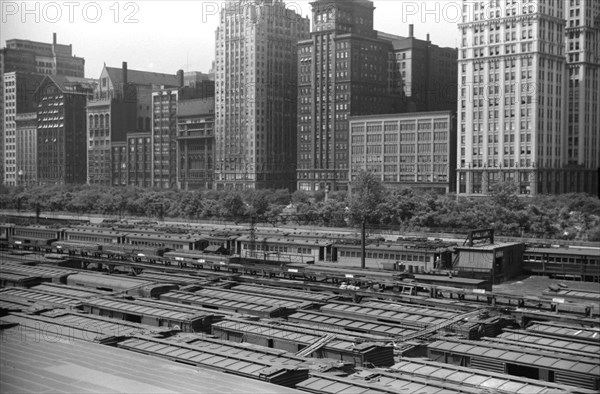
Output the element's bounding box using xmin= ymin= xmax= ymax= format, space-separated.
xmin=457 ymin=0 xmax=569 ymax=195
xmin=87 ymin=63 xmax=178 ymax=186
xmin=564 ymin=0 xmax=600 ymax=194
xmin=296 ymin=0 xmax=403 ymax=192
xmin=35 ymin=75 xmax=96 ymax=185
xmin=2 ymin=72 xmax=44 ymax=186
xmin=1 ymin=33 xmax=84 ymax=185
xmin=214 ymin=0 xmax=309 ymax=190
xmin=152 ymin=76 xmax=214 ymax=189
xmin=458 ymin=0 xmax=599 ymax=195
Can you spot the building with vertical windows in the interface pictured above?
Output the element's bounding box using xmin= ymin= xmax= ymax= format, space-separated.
xmin=349 ymin=112 xmax=457 ymax=194
xmin=379 ymin=25 xmax=458 ymax=113
xmin=35 ymin=75 xmax=96 ymax=185
xmin=457 ymin=0 xmax=568 ymax=195
xmin=15 ymin=112 xmax=37 ymax=186
xmin=214 ymin=0 xmax=309 ymax=190
xmin=87 ymin=63 xmax=178 ymax=186
xmin=127 ymin=132 xmax=152 ymax=188
xmin=564 ymin=0 xmax=599 ymax=194
xmin=1 ymin=33 xmax=84 ymax=184
xmin=152 ymin=76 xmax=214 ymax=189
xmin=297 ymin=0 xmax=403 ymax=192
xmin=2 ymin=72 xmax=44 ymax=186
xmin=177 ymin=97 xmax=215 ymax=190
xmin=111 ymin=141 xmax=128 ymax=186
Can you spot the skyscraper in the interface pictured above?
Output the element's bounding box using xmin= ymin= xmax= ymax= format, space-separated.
xmin=2 ymin=72 xmax=44 ymax=186
xmin=35 ymin=75 xmax=96 ymax=185
xmin=564 ymin=0 xmax=600 ymax=194
xmin=1 ymin=33 xmax=84 ymax=185
xmin=457 ymin=0 xmax=569 ymax=195
xmin=296 ymin=0 xmax=403 ymax=192
xmin=214 ymin=0 xmax=309 ymax=190
xmin=152 ymin=74 xmax=214 ymax=189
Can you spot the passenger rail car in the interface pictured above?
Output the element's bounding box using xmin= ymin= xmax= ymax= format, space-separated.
xmin=523 ymin=247 xmax=600 ymax=282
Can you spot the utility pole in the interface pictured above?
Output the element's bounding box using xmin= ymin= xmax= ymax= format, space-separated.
xmin=249 ymin=216 xmax=256 ymax=258
xmin=361 ymin=219 xmax=366 ymax=269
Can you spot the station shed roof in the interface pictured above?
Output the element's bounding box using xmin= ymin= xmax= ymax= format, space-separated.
xmin=66 ymin=273 xmax=154 ymax=291
xmin=137 ymin=271 xmax=206 ymax=285
xmin=0 ymin=270 xmax=43 ymax=286
xmin=160 ymin=291 xmax=286 ymax=317
xmin=213 ymin=318 xmax=388 ymax=354
xmin=360 ymin=299 xmax=463 ymax=319
xmin=1 ymin=311 xmax=173 ymax=343
xmin=288 ymin=310 xmax=419 ymax=338
xmin=497 ymin=329 xmax=600 ymax=355
xmin=131 ymin=297 xmax=234 ymax=318
xmin=391 ymin=358 xmax=599 ymax=394
xmin=0 ymin=322 xmax=300 ymax=393
xmin=232 ymin=284 xmax=337 ymax=303
xmin=526 ymin=321 xmax=600 ymax=342
xmin=0 ymin=287 xmax=83 ymax=308
xmin=0 ymin=262 xmax=77 ymax=279
xmin=320 ymin=301 xmax=455 ymax=328
xmin=82 ymin=298 xmax=209 ymax=322
xmin=297 ymin=371 xmax=482 ymax=394
xmin=32 ymin=283 xmax=109 ymax=299
xmin=429 ymin=338 xmax=600 ymax=377
xmin=195 ymin=287 xmax=313 ymax=310
xmin=117 ymin=335 xmax=309 ymax=388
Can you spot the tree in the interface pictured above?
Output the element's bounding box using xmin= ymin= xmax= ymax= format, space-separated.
xmin=490 ymin=180 xmax=523 ymax=210
xmin=221 ymin=193 xmax=245 ymax=219
xmin=291 ymin=190 xmax=309 ymax=205
xmin=348 ymin=171 xmax=385 ymax=225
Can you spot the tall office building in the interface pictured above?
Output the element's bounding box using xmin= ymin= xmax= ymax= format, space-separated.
xmin=152 ymin=74 xmax=214 ymax=189
xmin=2 ymin=72 xmax=44 ymax=186
xmin=177 ymin=97 xmax=216 ymax=190
xmin=35 ymin=75 xmax=96 ymax=185
xmin=87 ymin=63 xmax=178 ymax=186
xmin=214 ymin=0 xmax=309 ymax=190
xmin=457 ymin=1 xmax=569 ymax=195
xmin=565 ymin=0 xmax=600 ymax=194
xmin=297 ymin=0 xmax=403 ymax=192
xmin=1 ymin=33 xmax=84 ymax=185
xmin=15 ymin=112 xmax=37 ymax=186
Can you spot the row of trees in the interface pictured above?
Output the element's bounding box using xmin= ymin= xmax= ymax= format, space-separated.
xmin=1 ymin=174 xmax=599 ymax=241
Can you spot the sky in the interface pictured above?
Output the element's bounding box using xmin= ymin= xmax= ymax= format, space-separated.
xmin=1 ymin=0 xmax=460 ymax=78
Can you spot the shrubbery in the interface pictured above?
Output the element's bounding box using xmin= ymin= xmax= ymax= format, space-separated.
xmin=1 ymin=179 xmax=599 ymax=241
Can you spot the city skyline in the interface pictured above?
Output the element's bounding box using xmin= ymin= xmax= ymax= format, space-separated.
xmin=1 ymin=0 xmax=460 ymax=78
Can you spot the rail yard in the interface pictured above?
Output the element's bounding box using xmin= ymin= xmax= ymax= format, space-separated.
xmin=1 ymin=215 xmax=599 ymax=393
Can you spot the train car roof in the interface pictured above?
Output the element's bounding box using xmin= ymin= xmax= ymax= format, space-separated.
xmin=236 ymin=235 xmax=333 ymax=246
xmin=454 ymin=242 xmax=524 ymax=251
xmin=66 ymin=273 xmax=154 ymax=290
xmin=526 ymin=247 xmax=600 ymax=257
xmin=125 ymin=232 xmax=206 ymax=242
xmin=64 ymin=227 xmax=125 ymax=236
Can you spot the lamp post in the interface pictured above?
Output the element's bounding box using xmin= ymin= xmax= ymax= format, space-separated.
xmin=17 ymin=169 xmax=24 ymax=187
